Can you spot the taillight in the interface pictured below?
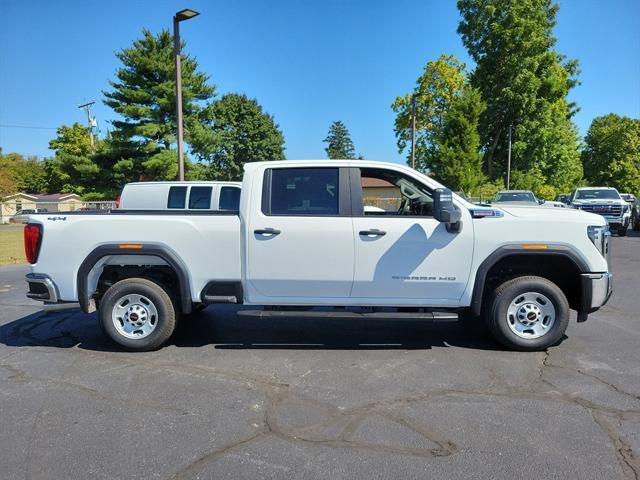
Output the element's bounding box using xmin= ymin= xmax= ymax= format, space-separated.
xmin=24 ymin=224 xmax=42 ymax=264
xmin=115 ymin=195 xmax=121 ymax=209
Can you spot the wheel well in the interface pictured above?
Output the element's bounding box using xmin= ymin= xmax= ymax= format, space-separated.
xmin=78 ymin=245 xmax=193 ymax=314
xmin=96 ymin=265 xmax=181 ymax=310
xmin=481 ymin=254 xmax=582 ymax=312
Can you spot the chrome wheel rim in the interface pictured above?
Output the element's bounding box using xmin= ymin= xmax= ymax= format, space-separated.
xmin=111 ymin=294 xmax=159 ymax=339
xmin=506 ymin=292 xmax=556 ymax=339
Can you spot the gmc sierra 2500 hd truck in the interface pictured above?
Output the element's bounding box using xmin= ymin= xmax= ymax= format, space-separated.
xmin=24 ymin=160 xmax=612 ymax=352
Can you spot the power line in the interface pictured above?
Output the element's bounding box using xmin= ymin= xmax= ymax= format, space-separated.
xmin=0 ymin=124 xmax=57 ymax=130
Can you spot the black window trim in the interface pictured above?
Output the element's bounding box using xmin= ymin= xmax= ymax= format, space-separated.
xmin=261 ymin=167 xmax=350 ymax=217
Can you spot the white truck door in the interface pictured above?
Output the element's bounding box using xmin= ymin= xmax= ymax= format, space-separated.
xmin=351 ymin=167 xmax=473 ymax=303
xmin=246 ymin=166 xmax=354 ymax=300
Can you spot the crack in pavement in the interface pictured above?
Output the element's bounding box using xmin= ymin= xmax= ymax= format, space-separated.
xmin=535 ymin=351 xmax=640 ymax=480
xmin=3 ymin=312 xmax=640 ymax=479
xmin=592 ymin=410 xmax=640 ymax=480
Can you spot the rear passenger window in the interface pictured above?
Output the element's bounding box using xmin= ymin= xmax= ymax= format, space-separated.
xmin=219 ymin=186 xmax=241 ymax=210
xmin=189 ymin=186 xmax=213 ymax=209
xmin=268 ymin=168 xmax=339 ymax=216
xmin=167 ymin=186 xmax=187 ymax=209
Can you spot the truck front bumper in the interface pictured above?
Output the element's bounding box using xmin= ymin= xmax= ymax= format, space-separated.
xmin=25 ymin=273 xmax=59 ymax=303
xmin=577 ymin=272 xmax=613 ymax=322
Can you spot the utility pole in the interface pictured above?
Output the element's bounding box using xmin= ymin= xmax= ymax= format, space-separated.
xmin=506 ymin=124 xmax=512 ymax=189
xmin=78 ymin=101 xmax=96 ymax=154
xmin=173 ymin=8 xmax=200 ymax=181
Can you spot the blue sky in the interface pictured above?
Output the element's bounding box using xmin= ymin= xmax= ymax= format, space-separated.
xmin=0 ymin=0 xmax=639 ymax=164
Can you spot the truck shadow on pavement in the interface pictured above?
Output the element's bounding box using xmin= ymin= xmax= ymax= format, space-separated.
xmin=0 ymin=305 xmax=564 ymax=352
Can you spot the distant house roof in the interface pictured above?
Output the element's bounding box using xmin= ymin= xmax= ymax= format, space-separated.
xmin=2 ymin=192 xmax=81 ymax=202
xmin=2 ymin=193 xmax=38 ymax=201
xmin=31 ymin=193 xmax=81 ymax=200
xmin=362 ymin=178 xmax=396 ymax=188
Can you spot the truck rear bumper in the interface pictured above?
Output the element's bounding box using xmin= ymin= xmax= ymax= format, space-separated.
xmin=577 ymin=272 xmax=613 ymax=322
xmin=25 ymin=273 xmax=59 ymax=303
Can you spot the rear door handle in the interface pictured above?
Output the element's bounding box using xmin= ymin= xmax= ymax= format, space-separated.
xmin=254 ymin=228 xmax=281 ymax=236
xmin=359 ymin=229 xmax=386 ymax=237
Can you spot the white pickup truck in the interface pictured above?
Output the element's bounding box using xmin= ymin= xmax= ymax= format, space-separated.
xmin=24 ymin=160 xmax=612 ymax=351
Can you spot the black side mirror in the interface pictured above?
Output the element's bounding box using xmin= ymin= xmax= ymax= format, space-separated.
xmin=433 ymin=188 xmax=462 ymax=232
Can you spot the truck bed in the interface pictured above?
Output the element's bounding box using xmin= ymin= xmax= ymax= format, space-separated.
xmin=28 ymin=210 xmax=242 ymax=303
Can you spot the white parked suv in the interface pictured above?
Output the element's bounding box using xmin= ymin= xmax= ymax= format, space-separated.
xmin=118 ymin=181 xmax=241 ymax=211
xmin=569 ymin=187 xmax=630 ymax=236
xmin=24 ymin=160 xmax=612 ymax=352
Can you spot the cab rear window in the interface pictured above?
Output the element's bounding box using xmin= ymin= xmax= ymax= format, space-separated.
xmin=266 ymin=168 xmax=339 ymax=216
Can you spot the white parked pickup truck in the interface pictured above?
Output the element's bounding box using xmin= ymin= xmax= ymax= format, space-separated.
xmin=569 ymin=187 xmax=631 ymax=236
xmin=24 ymin=160 xmax=613 ymax=351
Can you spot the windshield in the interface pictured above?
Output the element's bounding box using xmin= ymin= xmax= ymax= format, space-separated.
xmin=575 ymin=189 xmax=620 ymax=200
xmin=495 ymin=192 xmax=536 ymax=202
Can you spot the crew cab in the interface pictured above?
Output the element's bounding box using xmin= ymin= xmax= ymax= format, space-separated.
xmin=569 ymin=187 xmax=630 ymax=236
xmin=118 ymin=181 xmax=241 ymax=211
xmin=24 ymin=160 xmax=613 ymax=352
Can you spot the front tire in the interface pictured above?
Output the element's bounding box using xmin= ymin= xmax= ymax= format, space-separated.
xmin=484 ymin=276 xmax=569 ymax=351
xmin=618 ymin=226 xmax=628 ymax=237
xmin=99 ymin=278 xmax=177 ymax=351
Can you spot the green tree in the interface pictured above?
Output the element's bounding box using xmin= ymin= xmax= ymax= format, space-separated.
xmin=392 ymin=54 xmax=485 ymax=191
xmin=457 ymin=0 xmax=582 ymax=189
xmin=582 ymin=114 xmax=640 ymax=194
xmin=324 ymin=121 xmax=356 ymax=159
xmin=47 ymin=122 xmax=102 ymax=194
xmin=42 ymin=154 xmax=100 ymax=195
xmin=103 ymin=29 xmax=217 ymax=180
xmin=436 ymin=85 xmax=485 ymax=193
xmin=393 ymin=55 xmax=467 ymax=172
xmin=0 ymin=152 xmax=47 ymax=194
xmin=49 ymin=123 xmax=94 ymax=157
xmin=195 ymin=93 xmax=285 ymax=180
xmin=0 ymin=154 xmax=19 ymax=197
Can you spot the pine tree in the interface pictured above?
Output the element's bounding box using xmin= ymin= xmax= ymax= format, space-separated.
xmin=103 ymin=29 xmax=216 ymax=180
xmin=324 ymin=121 xmax=356 ymax=159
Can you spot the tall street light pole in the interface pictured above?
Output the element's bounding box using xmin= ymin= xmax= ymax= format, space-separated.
xmin=410 ymin=93 xmax=426 ymax=170
xmin=410 ymin=94 xmax=417 ymax=170
xmin=506 ymin=124 xmax=512 ymax=189
xmin=173 ymin=8 xmax=200 ymax=181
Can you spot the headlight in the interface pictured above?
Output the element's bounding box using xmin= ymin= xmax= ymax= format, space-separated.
xmin=623 ymin=204 xmax=630 ymax=213
xmin=587 ymin=225 xmax=610 ymax=259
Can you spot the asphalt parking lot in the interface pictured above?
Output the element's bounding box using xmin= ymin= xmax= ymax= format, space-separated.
xmin=1 ymin=234 xmax=639 ymax=480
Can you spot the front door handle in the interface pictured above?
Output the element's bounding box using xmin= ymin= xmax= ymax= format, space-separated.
xmin=254 ymin=228 xmax=281 ymax=236
xmin=359 ymin=229 xmax=386 ymax=237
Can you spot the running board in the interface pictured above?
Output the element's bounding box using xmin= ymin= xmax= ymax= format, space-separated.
xmin=237 ymin=310 xmax=458 ymax=322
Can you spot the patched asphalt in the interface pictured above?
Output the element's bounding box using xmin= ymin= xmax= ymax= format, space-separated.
xmin=0 ymin=234 xmax=639 ymax=480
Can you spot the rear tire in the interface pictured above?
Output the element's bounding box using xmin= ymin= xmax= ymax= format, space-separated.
xmin=99 ymin=278 xmax=177 ymax=351
xmin=484 ymin=276 xmax=569 ymax=351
